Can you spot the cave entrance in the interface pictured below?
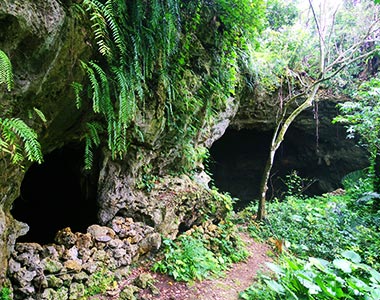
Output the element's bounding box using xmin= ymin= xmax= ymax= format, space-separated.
xmin=208 ymin=126 xmax=361 ymax=211
xmin=12 ymin=144 xmax=99 ymax=244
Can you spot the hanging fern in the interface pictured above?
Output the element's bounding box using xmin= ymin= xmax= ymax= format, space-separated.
xmin=84 ymin=121 xmax=103 ymax=170
xmin=71 ymin=82 xmax=83 ymax=109
xmin=0 ymin=117 xmax=43 ymax=165
xmin=0 ymin=50 xmax=13 ymax=91
xmin=77 ymin=0 xmax=261 ymax=172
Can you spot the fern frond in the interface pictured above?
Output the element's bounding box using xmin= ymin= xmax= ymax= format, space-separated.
xmin=83 ymin=121 xmax=103 ymax=170
xmin=103 ymin=0 xmax=126 ymax=57
xmin=88 ymin=61 xmax=111 ymax=112
xmin=0 ymin=117 xmax=43 ymax=164
xmin=83 ymin=0 xmax=112 ymax=58
xmin=114 ymin=66 xmax=136 ymax=126
xmin=80 ymin=60 xmax=101 ymax=113
xmin=33 ymin=107 xmax=47 ymax=123
xmin=0 ymin=50 xmax=13 ymax=91
xmin=71 ymin=81 xmax=83 ymax=109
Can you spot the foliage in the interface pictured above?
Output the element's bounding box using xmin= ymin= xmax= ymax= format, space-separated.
xmin=83 ymin=121 xmax=102 ymax=170
xmin=265 ymin=0 xmax=298 ymax=30
xmin=279 ymin=170 xmax=315 ymax=198
xmin=152 ymin=234 xmax=226 ymax=282
xmin=77 ymin=0 xmax=265 ymax=173
xmin=0 ymin=287 xmax=11 ymax=300
xmin=333 ymin=78 xmax=380 ymax=178
xmin=0 ymin=50 xmax=13 ymax=91
xmin=85 ymin=269 xmax=116 ymax=297
xmin=152 ymin=219 xmax=248 ymax=282
xmin=244 ymin=191 xmax=380 ymax=270
xmin=241 ymin=170 xmax=380 ymax=299
xmin=240 ymin=251 xmax=380 ymax=300
xmin=0 ymin=117 xmax=43 ymax=165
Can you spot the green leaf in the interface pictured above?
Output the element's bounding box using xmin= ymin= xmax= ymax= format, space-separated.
xmin=265 ymin=262 xmax=285 ymax=276
xmin=369 ymin=268 xmax=380 ymax=283
xmin=309 ymin=257 xmax=329 ymax=272
xmin=333 ymin=259 xmax=352 ymax=273
xmin=341 ymin=250 xmax=361 ymax=263
xmin=296 ymin=272 xmax=321 ymax=294
xmin=264 ymin=279 xmax=285 ymax=294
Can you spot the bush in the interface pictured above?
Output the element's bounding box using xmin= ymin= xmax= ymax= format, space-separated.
xmin=152 ymin=220 xmax=248 ymax=282
xmin=245 ymin=194 xmax=380 ymax=270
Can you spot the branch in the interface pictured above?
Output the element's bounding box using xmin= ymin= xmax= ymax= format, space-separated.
xmin=326 ymin=19 xmax=380 ymax=71
xmin=323 ymin=48 xmax=379 ymax=83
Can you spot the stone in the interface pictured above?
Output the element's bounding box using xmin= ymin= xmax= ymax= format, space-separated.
xmin=64 ymin=260 xmax=82 ymax=272
xmin=138 ymin=233 xmax=161 ymax=255
xmin=72 ymin=271 xmax=88 ymax=282
xmin=134 ymin=273 xmax=155 ymax=289
xmin=112 ymin=248 xmax=127 ymax=259
xmin=87 ymin=224 xmax=115 ymax=242
xmin=74 ymin=232 xmax=93 ymax=249
xmin=63 ymin=246 xmax=80 ymax=261
xmin=55 ymin=227 xmax=77 ymax=248
xmin=119 ymin=285 xmax=140 ymax=300
xmin=68 ymin=282 xmax=85 ymax=300
xmin=42 ymin=257 xmax=63 ymax=274
xmin=109 ymin=238 xmax=124 ymax=249
xmin=46 ymin=275 xmax=63 ymax=288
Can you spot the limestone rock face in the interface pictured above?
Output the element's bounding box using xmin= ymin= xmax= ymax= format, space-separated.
xmin=97 ymin=155 xmax=226 ymax=238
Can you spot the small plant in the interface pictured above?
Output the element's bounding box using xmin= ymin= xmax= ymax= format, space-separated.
xmin=85 ymin=269 xmax=116 ymax=297
xmin=280 ymin=170 xmax=315 ymax=198
xmin=0 ymin=287 xmax=11 ymax=300
xmin=152 ymin=235 xmax=225 ymax=282
xmin=152 ymin=220 xmax=248 ymax=282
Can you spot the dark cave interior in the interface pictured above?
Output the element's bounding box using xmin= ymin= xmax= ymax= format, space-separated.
xmin=12 ymin=144 xmax=99 ymax=244
xmin=208 ymin=127 xmax=366 ymax=210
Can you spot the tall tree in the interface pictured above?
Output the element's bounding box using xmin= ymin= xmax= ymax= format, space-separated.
xmin=256 ymin=0 xmax=380 ymax=220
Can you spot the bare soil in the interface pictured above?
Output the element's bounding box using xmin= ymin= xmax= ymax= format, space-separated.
xmin=127 ymin=231 xmax=272 ymax=300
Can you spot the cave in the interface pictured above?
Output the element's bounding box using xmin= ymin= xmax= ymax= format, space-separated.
xmin=209 ymin=126 xmax=369 ymax=210
xmin=11 ymin=144 xmax=99 ymax=244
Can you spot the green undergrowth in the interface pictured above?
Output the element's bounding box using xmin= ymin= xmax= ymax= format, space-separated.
xmin=238 ymin=171 xmax=380 ymax=299
xmin=152 ymin=218 xmax=248 ymax=282
xmin=240 ymin=251 xmax=380 ymax=300
xmin=0 ymin=287 xmax=11 ymax=300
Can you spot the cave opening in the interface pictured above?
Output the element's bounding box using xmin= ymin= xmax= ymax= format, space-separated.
xmin=208 ymin=126 xmax=367 ymax=211
xmin=12 ymin=143 xmax=99 ymax=244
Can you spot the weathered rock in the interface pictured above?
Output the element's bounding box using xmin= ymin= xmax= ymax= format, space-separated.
xmin=99 ymin=171 xmax=226 ymax=238
xmin=119 ymin=285 xmax=140 ymax=300
xmin=41 ymin=257 xmax=63 ymax=274
xmin=46 ymin=275 xmax=63 ymax=288
xmin=87 ymin=224 xmax=115 ymax=242
xmin=134 ymin=273 xmax=155 ymax=289
xmin=68 ymin=282 xmax=85 ymax=300
xmin=55 ymin=227 xmax=77 ymax=248
xmin=64 ymin=260 xmax=82 ymax=272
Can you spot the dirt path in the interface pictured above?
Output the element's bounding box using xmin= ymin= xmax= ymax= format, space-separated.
xmin=131 ymin=232 xmax=272 ymax=300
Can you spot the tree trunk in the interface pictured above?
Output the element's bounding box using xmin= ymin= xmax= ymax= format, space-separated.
xmin=256 ymin=84 xmax=320 ymax=221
